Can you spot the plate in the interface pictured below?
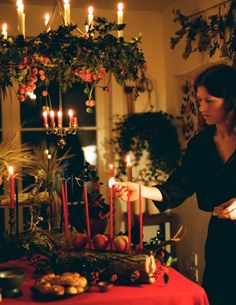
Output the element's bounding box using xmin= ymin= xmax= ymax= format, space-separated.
xmin=31 ymin=286 xmax=87 ymax=301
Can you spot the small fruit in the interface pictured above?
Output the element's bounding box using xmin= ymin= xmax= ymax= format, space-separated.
xmin=93 ymin=234 xmax=109 ymax=250
xmin=72 ymin=233 xmax=87 ymax=250
xmin=113 ymin=235 xmax=128 ymax=252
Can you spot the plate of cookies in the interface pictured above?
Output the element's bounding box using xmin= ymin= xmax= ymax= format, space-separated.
xmin=31 ymin=272 xmax=88 ymax=300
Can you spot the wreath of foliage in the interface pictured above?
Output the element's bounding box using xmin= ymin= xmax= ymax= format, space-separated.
xmin=170 ymin=1 xmax=236 ymax=62
xmin=112 ymin=112 xmax=181 ymax=183
xmin=0 ymin=17 xmax=145 ymax=111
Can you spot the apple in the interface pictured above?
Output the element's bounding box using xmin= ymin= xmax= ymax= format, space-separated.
xmin=72 ymin=233 xmax=87 ymax=250
xmin=93 ymin=234 xmax=109 ymax=250
xmin=113 ymin=235 xmax=128 ymax=252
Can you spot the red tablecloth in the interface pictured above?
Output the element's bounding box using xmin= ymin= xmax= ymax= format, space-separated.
xmin=0 ymin=257 xmax=209 ymax=305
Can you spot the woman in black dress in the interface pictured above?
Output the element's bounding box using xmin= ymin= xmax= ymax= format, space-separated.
xmin=115 ymin=64 xmax=236 ymax=305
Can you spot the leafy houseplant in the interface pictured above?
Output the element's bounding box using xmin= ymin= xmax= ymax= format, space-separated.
xmin=112 ymin=112 xmax=181 ymax=183
xmin=170 ymin=1 xmax=236 ymax=64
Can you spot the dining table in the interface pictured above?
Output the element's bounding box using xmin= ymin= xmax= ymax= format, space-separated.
xmin=0 ymin=257 xmax=209 ymax=305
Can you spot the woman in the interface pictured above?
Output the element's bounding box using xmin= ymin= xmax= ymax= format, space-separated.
xmin=115 ymin=64 xmax=236 ymax=305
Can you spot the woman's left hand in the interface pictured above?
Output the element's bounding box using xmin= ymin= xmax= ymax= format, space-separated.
xmin=218 ymin=198 xmax=236 ymax=220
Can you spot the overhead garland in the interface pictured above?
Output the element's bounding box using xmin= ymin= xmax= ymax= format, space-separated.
xmin=0 ymin=18 xmax=145 ymax=111
xmin=170 ymin=0 xmax=236 ymax=63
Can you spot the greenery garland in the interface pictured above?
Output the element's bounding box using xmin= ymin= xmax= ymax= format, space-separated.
xmin=0 ymin=17 xmax=145 ymax=111
xmin=170 ymin=1 xmax=236 ymax=63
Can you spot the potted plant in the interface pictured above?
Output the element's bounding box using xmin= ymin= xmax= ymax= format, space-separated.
xmin=112 ymin=112 xmax=181 ymax=184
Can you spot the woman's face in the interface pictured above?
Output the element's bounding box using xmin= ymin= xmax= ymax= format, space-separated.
xmin=197 ymin=86 xmax=226 ymax=126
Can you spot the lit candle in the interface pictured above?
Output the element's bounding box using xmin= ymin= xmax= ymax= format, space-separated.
xmin=83 ymin=182 xmax=91 ymax=247
xmin=57 ymin=111 xmax=63 ymax=128
xmin=73 ymin=116 xmax=78 ymax=126
xmin=42 ymin=110 xmax=48 ymax=128
xmin=68 ymin=109 xmax=73 ymax=125
xmin=117 ymin=2 xmax=124 ymax=38
xmin=109 ymin=164 xmax=114 ymax=178
xmin=44 ymin=13 xmax=51 ymax=31
xmin=2 ymin=23 xmax=7 ymax=39
xmin=16 ymin=0 xmax=25 ymax=37
xmin=64 ymin=0 xmax=70 ymax=25
xmin=8 ymin=166 xmax=15 ymax=209
xmin=126 ymin=154 xmax=132 ymax=181
xmin=127 ymin=187 xmax=131 ymax=254
xmin=138 ymin=176 xmax=143 ymax=251
xmin=109 ymin=177 xmax=116 ymax=244
xmin=49 ymin=110 xmax=55 ymax=127
xmin=88 ymin=6 xmax=94 ymax=27
xmin=61 ymin=181 xmax=69 ymax=244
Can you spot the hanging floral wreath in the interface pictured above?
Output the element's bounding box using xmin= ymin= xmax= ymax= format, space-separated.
xmin=0 ymin=18 xmax=145 ymax=112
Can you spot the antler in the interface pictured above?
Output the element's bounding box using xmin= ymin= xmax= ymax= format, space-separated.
xmin=154 ymin=225 xmax=186 ymax=251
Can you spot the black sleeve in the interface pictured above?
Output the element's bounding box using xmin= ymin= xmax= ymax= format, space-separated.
xmin=153 ymin=138 xmax=197 ymax=212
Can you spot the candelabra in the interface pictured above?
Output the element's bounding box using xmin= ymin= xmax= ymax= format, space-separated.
xmin=43 ymin=109 xmax=78 ymax=148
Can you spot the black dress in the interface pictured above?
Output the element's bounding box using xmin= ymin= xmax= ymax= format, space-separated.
xmin=154 ymin=126 xmax=236 ymax=305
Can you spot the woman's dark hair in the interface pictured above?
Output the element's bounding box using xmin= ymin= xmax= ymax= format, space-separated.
xmin=194 ymin=64 xmax=236 ymax=133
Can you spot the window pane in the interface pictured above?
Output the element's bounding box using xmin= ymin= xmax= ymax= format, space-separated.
xmin=20 ymin=82 xmax=96 ymax=128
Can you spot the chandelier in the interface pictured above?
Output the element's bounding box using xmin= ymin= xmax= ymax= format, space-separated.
xmin=0 ymin=1 xmax=145 ymax=148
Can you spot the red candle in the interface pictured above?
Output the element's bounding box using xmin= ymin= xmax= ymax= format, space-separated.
xmin=57 ymin=111 xmax=63 ymax=128
xmin=127 ymin=188 xmax=131 ymax=254
xmin=108 ymin=177 xmax=115 ymax=243
xmin=126 ymin=154 xmax=132 ymax=182
xmin=73 ymin=116 xmax=78 ymax=126
xmin=42 ymin=111 xmax=48 ymax=128
xmin=49 ymin=110 xmax=55 ymax=127
xmin=83 ymin=182 xmax=91 ymax=247
xmin=61 ymin=182 xmax=69 ymax=243
xmin=109 ymin=164 xmax=114 ymax=178
xmin=68 ymin=109 xmax=73 ymax=125
xmin=8 ymin=166 xmax=15 ymax=209
xmin=138 ymin=176 xmax=143 ymax=250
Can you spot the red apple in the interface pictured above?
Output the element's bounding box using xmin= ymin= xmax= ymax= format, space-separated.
xmin=113 ymin=235 xmax=128 ymax=252
xmin=93 ymin=234 xmax=109 ymax=250
xmin=72 ymin=233 xmax=87 ymax=250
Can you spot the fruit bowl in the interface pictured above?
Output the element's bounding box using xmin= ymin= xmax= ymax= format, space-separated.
xmin=0 ymin=268 xmax=24 ymax=298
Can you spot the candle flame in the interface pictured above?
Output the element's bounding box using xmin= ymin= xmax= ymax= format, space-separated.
xmin=88 ymin=6 xmax=94 ymax=15
xmin=8 ymin=166 xmax=14 ymax=175
xmin=68 ymin=109 xmax=73 ymax=117
xmin=2 ymin=23 xmax=7 ymax=32
xmin=109 ymin=164 xmax=113 ymax=169
xmin=50 ymin=110 xmax=54 ymax=117
xmin=118 ymin=2 xmax=124 ymax=12
xmin=42 ymin=110 xmax=48 ymax=118
xmin=64 ymin=0 xmax=70 ymax=5
xmin=44 ymin=149 xmax=49 ymax=155
xmin=44 ymin=13 xmax=50 ymax=25
xmin=126 ymin=154 xmax=131 ymax=164
xmin=57 ymin=111 xmax=62 ymax=118
xmin=109 ymin=177 xmax=116 ymax=188
xmin=16 ymin=0 xmax=24 ymax=10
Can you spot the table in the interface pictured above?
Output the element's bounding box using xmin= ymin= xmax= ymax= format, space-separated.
xmin=0 ymin=257 xmax=209 ymax=305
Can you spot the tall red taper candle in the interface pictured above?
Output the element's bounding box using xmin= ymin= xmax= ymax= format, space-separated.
xmin=83 ymin=182 xmax=91 ymax=246
xmin=61 ymin=182 xmax=69 ymax=243
xmin=138 ymin=176 xmax=143 ymax=250
xmin=8 ymin=166 xmax=15 ymax=209
xmin=109 ymin=164 xmax=114 ymax=178
xmin=108 ymin=177 xmax=115 ymax=242
xmin=127 ymin=188 xmax=131 ymax=254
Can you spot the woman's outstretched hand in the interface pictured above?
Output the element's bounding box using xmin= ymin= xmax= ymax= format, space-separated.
xmin=217 ymin=198 xmax=236 ymax=220
xmin=114 ymin=182 xmax=139 ymax=202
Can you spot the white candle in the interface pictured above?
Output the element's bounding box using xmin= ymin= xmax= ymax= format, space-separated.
xmin=88 ymin=6 xmax=94 ymax=27
xmin=44 ymin=13 xmax=51 ymax=31
xmin=117 ymin=2 xmax=124 ymax=38
xmin=16 ymin=0 xmax=25 ymax=37
xmin=2 ymin=23 xmax=7 ymax=39
xmin=64 ymin=0 xmax=70 ymax=25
